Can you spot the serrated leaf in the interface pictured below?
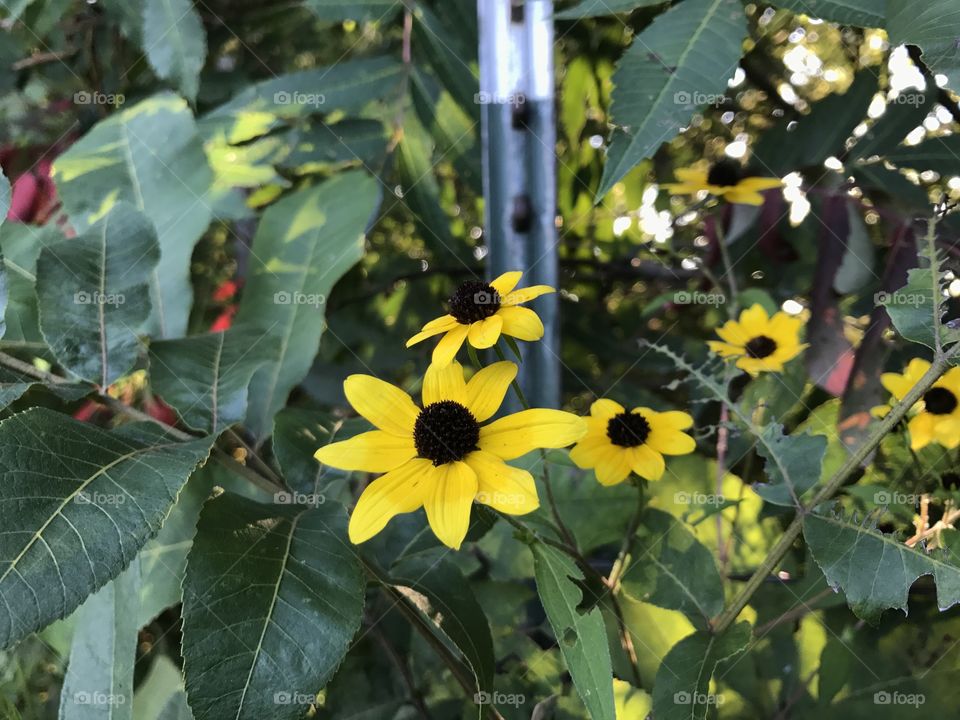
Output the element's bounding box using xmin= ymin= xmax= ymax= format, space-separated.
xmin=556 ymin=0 xmax=667 ymax=19
xmin=620 ymin=508 xmax=723 ymax=628
xmin=142 ymin=0 xmax=206 ymax=101
xmin=753 ymin=425 xmax=828 ymax=507
xmin=0 ymin=408 xmax=212 ymax=649
xmin=849 ymin=88 xmax=936 ymax=161
xmin=149 ymin=327 xmax=272 ymax=434
xmin=37 ymin=203 xmax=158 ymax=386
xmin=888 ymin=0 xmax=960 ymax=90
xmin=651 ymin=622 xmax=750 ymax=720
xmin=59 ymin=563 xmax=140 ymax=719
xmin=597 ymin=0 xmax=747 ymax=198
xmin=0 ymin=224 xmax=63 ymax=344
xmin=0 ymin=366 xmax=88 ymax=411
xmin=53 ymin=93 xmax=213 ymax=338
xmin=181 ymin=494 xmax=365 ymax=720
xmin=753 ymin=70 xmax=879 ymax=175
xmin=391 ymin=552 xmax=495 ymax=691
xmin=236 ymin=171 xmax=380 ymax=440
xmin=769 ymin=0 xmax=885 ymax=27
xmin=532 ymin=542 xmax=615 ymax=720
xmin=804 ymin=511 xmax=960 ymax=623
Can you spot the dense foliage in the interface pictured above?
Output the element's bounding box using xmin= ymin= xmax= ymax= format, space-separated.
xmin=1 ymin=0 xmax=960 ymax=719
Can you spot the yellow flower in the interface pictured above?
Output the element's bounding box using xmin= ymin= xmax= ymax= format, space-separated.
xmin=707 ymin=304 xmax=806 ymax=375
xmin=662 ymin=160 xmax=783 ymax=205
xmin=314 ymin=361 xmax=586 ymax=549
xmin=879 ymin=358 xmax=960 ymax=450
xmin=570 ymin=399 xmax=696 ymax=486
xmin=406 ymin=271 xmax=555 ymax=367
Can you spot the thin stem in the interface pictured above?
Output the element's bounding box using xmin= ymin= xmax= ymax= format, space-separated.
xmin=711 ymin=350 xmax=957 ymax=634
xmin=607 ymin=479 xmax=645 ymax=589
xmin=714 ymin=217 xmax=740 ymax=315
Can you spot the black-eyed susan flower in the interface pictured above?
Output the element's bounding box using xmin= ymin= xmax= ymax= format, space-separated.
xmin=879 ymin=359 xmax=960 ymax=450
xmin=406 ymin=271 xmax=554 ymax=367
xmin=707 ymin=304 xmax=806 ymax=375
xmin=314 ymin=361 xmax=586 ymax=549
xmin=570 ymin=399 xmax=696 ymax=486
xmin=662 ymin=159 xmax=783 ymax=206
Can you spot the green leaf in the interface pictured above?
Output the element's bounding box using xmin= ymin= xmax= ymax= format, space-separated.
xmin=620 ymin=508 xmax=723 ymax=628
xmin=149 ymin=327 xmax=273 ymax=434
xmin=651 ymin=622 xmax=751 ymax=720
xmin=849 ymin=88 xmax=936 ymax=160
xmin=888 ymin=0 xmax=960 ymax=89
xmin=236 ymin=171 xmax=380 ymax=439
xmin=0 ymin=224 xmax=62 ymax=344
xmin=0 ymin=408 xmax=212 ymax=649
xmin=142 ymin=0 xmax=206 ymax=101
xmin=753 ymin=70 xmax=879 ymax=175
xmin=203 ymin=57 xmax=404 ymax=144
xmin=59 ymin=563 xmax=140 ymax=719
xmin=556 ymin=0 xmax=667 ymax=18
xmin=0 ymin=169 xmax=9 ymax=224
xmin=532 ymin=542 xmax=615 ymax=720
xmin=833 ymin=204 xmax=875 ymax=294
xmin=37 ymin=203 xmax=159 ymax=386
xmin=272 ymin=408 xmax=344 ymax=494
xmin=804 ymin=511 xmax=960 ymax=623
xmin=181 ymin=494 xmax=365 ymax=720
xmin=412 ymin=4 xmax=479 ymax=119
xmin=0 ymin=366 xmax=88 ymax=411
xmin=279 ymin=119 xmax=389 ymax=172
xmin=884 ymin=136 xmax=960 ymax=175
xmin=597 ymin=0 xmax=747 ymax=198
xmin=769 ymin=0 xmax=885 ymax=27
xmin=303 ymin=0 xmax=399 ymax=21
xmin=753 ymin=425 xmax=828 ymax=507
xmin=391 ymin=552 xmax=496 ymax=691
xmin=53 ymin=93 xmax=214 ymax=338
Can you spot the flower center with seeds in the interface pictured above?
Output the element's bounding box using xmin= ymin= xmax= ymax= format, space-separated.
xmin=707 ymin=159 xmax=744 ymax=187
xmin=413 ymin=400 xmax=481 ymax=465
xmin=923 ymin=387 xmax=958 ymax=415
xmin=448 ymin=281 xmax=501 ymax=324
xmin=607 ymin=411 xmax=651 ymax=448
xmin=745 ymin=335 xmax=777 ymax=359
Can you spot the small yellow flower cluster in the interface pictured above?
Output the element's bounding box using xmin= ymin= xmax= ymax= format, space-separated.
xmin=874 ymin=358 xmax=960 ymax=451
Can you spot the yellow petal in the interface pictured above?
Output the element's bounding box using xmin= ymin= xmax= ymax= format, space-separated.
xmin=479 ymin=409 xmax=587 ymax=460
xmin=348 ymin=459 xmax=432 ymax=544
xmin=502 ymin=285 xmax=555 ymax=306
xmin=490 ymin=271 xmax=522 ymax=296
xmin=432 ymin=324 xmax=469 ymax=367
xmin=722 ymin=189 xmax=766 ymax=205
xmin=465 ymin=361 xmax=517 ymax=421
xmin=736 ymin=356 xmax=783 ymax=375
xmin=934 ymin=417 xmax=960 ymax=449
xmin=738 ymin=304 xmax=770 ymax=335
xmin=424 ymin=461 xmax=478 ymax=550
xmin=344 ymin=375 xmax=419 ymax=437
xmin=498 ymin=306 xmax=544 ymax=341
xmin=631 ymin=445 xmax=665 ymax=481
xmin=646 ymin=427 xmax=696 ymax=455
xmin=654 ymin=410 xmax=694 ymax=431
xmin=423 ymin=360 xmax=467 ymax=406
xmin=738 ymin=176 xmax=784 ymax=191
xmin=707 ymin=341 xmax=745 ymax=358
xmin=594 ymin=446 xmax=632 ymax=486
xmin=715 ymin=320 xmax=750 ymax=346
xmin=467 ymin=314 xmax=503 ymax=349
xmin=909 ymin=413 xmax=935 ymax=450
xmin=314 ymin=430 xmax=416 ymax=472
xmin=466 ymin=450 xmax=539 ymax=515
xmin=406 ymin=315 xmax=459 ymax=347
xmin=590 ymin=398 xmax=624 ymax=419
xmin=673 ymin=167 xmax=709 ymax=184
xmin=661 ymin=182 xmax=707 ymax=194
xmin=569 ymin=433 xmax=611 ymax=468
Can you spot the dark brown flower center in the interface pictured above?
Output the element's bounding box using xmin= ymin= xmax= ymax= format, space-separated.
xmin=448 ymin=281 xmax=500 ymax=324
xmin=707 ymin=159 xmax=744 ymax=187
xmin=607 ymin=412 xmax=651 ymax=448
xmin=745 ymin=335 xmax=777 ymax=359
xmin=413 ymin=400 xmax=480 ymax=465
xmin=923 ymin=387 xmax=958 ymax=415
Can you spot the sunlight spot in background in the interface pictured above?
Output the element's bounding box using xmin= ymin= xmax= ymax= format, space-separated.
xmin=782 ymin=172 xmax=810 ymax=224
xmin=613 ymin=216 xmax=631 ymax=236
xmin=728 ymin=67 xmax=746 ymax=88
xmin=823 ymin=156 xmax=843 ymax=171
xmin=639 ymin=185 xmax=674 ymax=244
xmin=725 ymin=138 xmax=748 ymax=158
xmin=782 ymin=299 xmax=804 ymax=315
xmin=888 ymin=46 xmax=925 ymax=93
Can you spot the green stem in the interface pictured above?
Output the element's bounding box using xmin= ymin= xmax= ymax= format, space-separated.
xmin=711 ymin=350 xmax=957 ymax=634
xmin=714 ymin=216 xmax=740 ymax=316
